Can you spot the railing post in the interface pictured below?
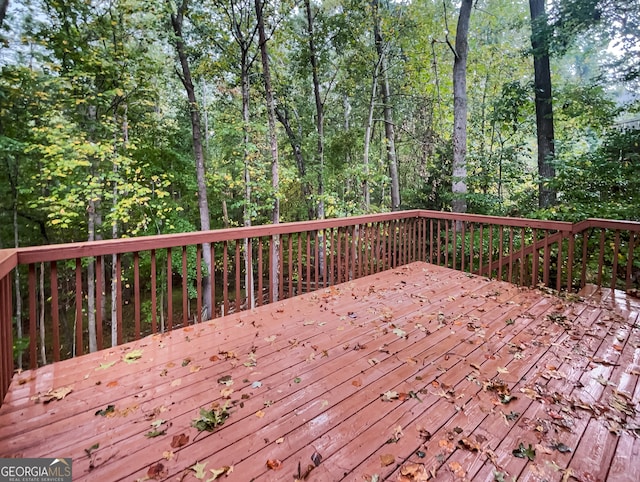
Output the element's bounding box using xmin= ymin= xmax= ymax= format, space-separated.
xmin=1 ymin=273 xmax=14 ymax=404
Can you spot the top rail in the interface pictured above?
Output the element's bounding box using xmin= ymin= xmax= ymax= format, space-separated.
xmin=0 ymin=209 xmax=638 ymax=402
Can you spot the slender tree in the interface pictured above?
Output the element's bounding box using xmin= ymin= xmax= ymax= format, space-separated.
xmin=255 ymin=0 xmax=280 ymax=301
xmin=529 ymin=0 xmax=556 ymax=208
xmin=372 ymin=0 xmax=400 ymax=211
xmin=451 ymin=0 xmax=472 ymax=215
xmin=169 ymin=0 xmax=213 ymax=317
xmin=305 ymin=0 xmax=325 ymax=219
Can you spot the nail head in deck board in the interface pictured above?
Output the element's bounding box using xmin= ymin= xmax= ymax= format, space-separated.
xmin=1 ymin=261 xmax=639 ymax=481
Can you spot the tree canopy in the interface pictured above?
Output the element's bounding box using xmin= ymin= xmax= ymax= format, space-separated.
xmin=0 ymin=0 xmax=638 ymax=252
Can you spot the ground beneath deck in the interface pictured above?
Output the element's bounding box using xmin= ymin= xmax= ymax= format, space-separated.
xmin=0 ymin=262 xmax=639 ymax=482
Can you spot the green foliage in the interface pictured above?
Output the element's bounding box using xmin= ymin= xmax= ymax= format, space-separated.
xmin=191 ymin=404 xmax=230 ymax=432
xmin=543 ymin=128 xmax=640 ymax=221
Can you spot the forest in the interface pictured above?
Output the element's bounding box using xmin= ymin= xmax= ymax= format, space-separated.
xmin=0 ymin=0 xmax=638 ymax=252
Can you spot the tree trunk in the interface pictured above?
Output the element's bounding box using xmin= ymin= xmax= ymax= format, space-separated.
xmin=452 ymin=0 xmax=472 ymax=216
xmin=170 ymin=0 xmax=213 ymax=317
xmin=256 ymin=0 xmax=280 ymax=302
xmin=275 ymin=106 xmax=314 ymax=220
xmin=373 ymin=0 xmax=400 ymax=211
xmin=363 ymin=57 xmax=381 ymax=212
xmin=305 ymin=0 xmax=325 ymax=220
xmin=0 ymin=0 xmax=8 ymax=30
xmin=529 ymin=0 xmax=556 ymax=209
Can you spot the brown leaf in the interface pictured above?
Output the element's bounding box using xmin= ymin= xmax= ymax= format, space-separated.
xmin=458 ymin=438 xmax=481 ymax=452
xmin=170 ymin=433 xmax=189 ymax=448
xmin=266 ymin=459 xmax=283 ymax=470
xmin=352 ymin=379 xmax=362 ymax=387
xmin=147 ymin=462 xmax=166 ymax=480
xmin=448 ymin=461 xmax=465 ymax=478
xmin=380 ymin=454 xmax=395 ymax=466
xmin=106 ymin=380 xmax=118 ymax=388
xmin=209 ymin=355 xmax=220 ymax=362
xmin=209 ymin=466 xmax=233 ymax=479
xmin=255 ymin=410 xmax=265 ymax=418
xmin=220 ymin=387 xmax=234 ymax=399
xmin=398 ymin=463 xmax=429 ymax=482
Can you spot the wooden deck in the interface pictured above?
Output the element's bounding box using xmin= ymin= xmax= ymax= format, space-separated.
xmin=0 ymin=261 xmax=638 ymax=481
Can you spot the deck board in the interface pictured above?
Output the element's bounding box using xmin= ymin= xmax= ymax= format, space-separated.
xmin=0 ymin=261 xmax=638 ymax=481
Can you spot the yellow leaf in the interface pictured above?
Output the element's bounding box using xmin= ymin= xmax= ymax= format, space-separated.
xmin=255 ymin=410 xmax=265 ymax=418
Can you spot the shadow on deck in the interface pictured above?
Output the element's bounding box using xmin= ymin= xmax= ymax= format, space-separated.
xmin=0 ymin=261 xmax=638 ymax=481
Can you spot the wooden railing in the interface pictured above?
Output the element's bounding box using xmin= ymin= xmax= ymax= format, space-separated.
xmin=0 ymin=210 xmax=638 ymax=403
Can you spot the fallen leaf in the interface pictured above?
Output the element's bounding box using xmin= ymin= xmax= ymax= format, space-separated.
xmin=147 ymin=462 xmax=166 ymax=479
xmin=252 ymin=381 xmax=262 ymax=388
xmin=220 ymin=387 xmax=234 ymax=398
xmin=294 ymin=377 xmax=302 ymax=383
xmin=217 ymin=375 xmax=234 ymax=386
xmin=182 ymin=358 xmax=192 ymax=367
xmin=84 ymin=443 xmax=99 ymax=456
xmin=352 ymin=379 xmax=362 ymax=387
xmin=512 ymin=442 xmax=536 ymax=461
xmin=190 ymin=365 xmax=202 ymax=373
xmin=35 ymin=386 xmax=73 ymax=404
xmin=393 ymin=328 xmax=407 ymax=338
xmin=171 ymin=433 xmax=189 ymax=448
xmin=311 ymin=452 xmax=322 ymax=467
xmin=264 ymin=335 xmax=277 ymax=342
xmin=145 ymin=428 xmax=167 ymax=438
xmin=458 ymin=438 xmax=481 ymax=452
xmin=95 ymin=405 xmax=115 ymax=417
xmin=276 ymin=437 xmax=285 ymax=444
xmin=497 ymin=367 xmax=509 ymax=374
xmin=380 ymin=454 xmax=395 ymax=466
xmin=192 ymin=405 xmax=230 ymax=432
xmin=209 ymin=466 xmax=233 ymax=479
xmin=191 ymin=461 xmax=208 ymax=480
xmin=171 ymin=378 xmax=182 ymax=387
xmin=256 ymin=410 xmax=265 ymax=418
xmin=209 ymin=355 xmax=220 ymax=362
xmin=381 ymin=391 xmax=399 ymax=402
xmin=398 ymin=463 xmax=429 ymax=481
xmin=266 ymin=459 xmax=283 ymax=470
xmin=448 ymin=461 xmax=466 ymax=478
xmin=122 ymin=349 xmax=143 ymax=364
xmin=96 ymin=361 xmax=116 ymax=371
xmin=550 ymin=442 xmax=572 ymax=453
xmin=106 ymin=380 xmax=118 ymax=388
xmin=162 ymin=451 xmax=174 ymax=461
xmin=368 ymin=358 xmax=380 ymax=366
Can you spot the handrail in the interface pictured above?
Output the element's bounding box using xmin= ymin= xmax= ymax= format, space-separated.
xmin=0 ymin=209 xmax=638 ymax=406
xmin=0 ymin=249 xmax=17 ymax=280
xmin=15 ymin=211 xmax=424 ymax=264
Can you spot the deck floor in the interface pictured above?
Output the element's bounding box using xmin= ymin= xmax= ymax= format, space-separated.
xmin=0 ymin=262 xmax=639 ymax=481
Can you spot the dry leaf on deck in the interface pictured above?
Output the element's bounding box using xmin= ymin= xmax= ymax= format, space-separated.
xmin=266 ymin=459 xmax=283 ymax=470
xmin=380 ymin=454 xmax=395 ymax=466
xmin=448 ymin=461 xmax=466 ymax=478
xmin=147 ymin=462 xmax=166 ymax=479
xmin=34 ymin=386 xmax=73 ymax=403
xmin=122 ymin=349 xmax=143 ymax=364
xmin=397 ymin=463 xmax=429 ymax=482
xmin=209 ymin=466 xmax=233 ymax=479
xmin=170 ymin=433 xmax=189 ymax=448
xmin=191 ymin=461 xmax=208 ymax=479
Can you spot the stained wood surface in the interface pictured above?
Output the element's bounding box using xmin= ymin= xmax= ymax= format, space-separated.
xmin=0 ymin=261 xmax=638 ymax=481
